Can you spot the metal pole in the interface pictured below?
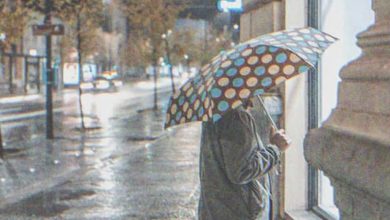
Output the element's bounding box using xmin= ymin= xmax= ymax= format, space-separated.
xmin=152 ymin=47 xmax=158 ymax=110
xmin=45 ymin=0 xmax=54 ymax=139
xmin=24 ymin=57 xmax=28 ymax=94
xmin=256 ymin=95 xmax=278 ymax=130
xmin=164 ymin=38 xmax=175 ymax=93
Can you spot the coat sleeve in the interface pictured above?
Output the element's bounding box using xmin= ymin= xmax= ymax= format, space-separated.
xmin=216 ymin=110 xmax=280 ymax=185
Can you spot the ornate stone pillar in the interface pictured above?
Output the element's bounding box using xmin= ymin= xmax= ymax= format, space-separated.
xmin=304 ymin=0 xmax=390 ymax=219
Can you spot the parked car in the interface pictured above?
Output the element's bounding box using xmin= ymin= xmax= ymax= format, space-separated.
xmin=80 ymin=75 xmax=123 ymax=93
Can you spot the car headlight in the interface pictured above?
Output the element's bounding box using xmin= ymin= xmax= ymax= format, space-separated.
xmin=113 ymin=80 xmax=123 ymax=87
xmin=80 ymin=82 xmax=94 ymax=90
xmin=96 ymin=80 xmax=110 ymax=89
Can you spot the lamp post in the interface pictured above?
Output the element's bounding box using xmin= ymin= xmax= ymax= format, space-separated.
xmin=0 ymin=33 xmax=5 ymax=157
xmin=44 ymin=0 xmax=54 ymax=139
xmin=161 ymin=29 xmax=175 ymax=93
xmin=184 ymin=54 xmax=190 ymax=76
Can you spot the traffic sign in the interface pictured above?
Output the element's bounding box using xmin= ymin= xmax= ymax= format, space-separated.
xmin=32 ymin=24 xmax=64 ymax=36
xmin=217 ymin=0 xmax=243 ymax=12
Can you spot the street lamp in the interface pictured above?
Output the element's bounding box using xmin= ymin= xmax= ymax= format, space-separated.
xmin=0 ymin=33 xmax=5 ymax=41
xmin=233 ymin=24 xmax=239 ymax=30
xmin=0 ymin=33 xmax=4 ymax=155
xmin=184 ymin=54 xmax=190 ymax=77
xmin=161 ymin=29 xmax=175 ymax=93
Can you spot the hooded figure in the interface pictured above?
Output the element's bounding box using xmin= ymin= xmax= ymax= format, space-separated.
xmin=198 ymin=99 xmax=289 ymax=220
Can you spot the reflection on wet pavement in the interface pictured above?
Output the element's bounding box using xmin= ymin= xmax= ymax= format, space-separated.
xmin=0 ymin=84 xmax=200 ymax=219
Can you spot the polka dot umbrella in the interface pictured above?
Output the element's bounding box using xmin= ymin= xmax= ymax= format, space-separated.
xmin=164 ymin=27 xmax=337 ymax=129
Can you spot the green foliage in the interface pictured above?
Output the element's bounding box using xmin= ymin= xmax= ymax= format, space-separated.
xmin=57 ymin=0 xmax=105 ymax=63
xmin=119 ymin=0 xmax=189 ymax=67
xmin=0 ymin=1 xmax=32 ymax=48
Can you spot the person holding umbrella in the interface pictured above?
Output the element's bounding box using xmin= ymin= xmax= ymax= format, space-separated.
xmin=198 ymin=97 xmax=290 ymax=220
xmin=164 ymin=27 xmax=336 ymax=219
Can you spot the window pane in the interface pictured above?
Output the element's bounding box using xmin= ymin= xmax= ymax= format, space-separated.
xmin=319 ymin=172 xmax=340 ymax=219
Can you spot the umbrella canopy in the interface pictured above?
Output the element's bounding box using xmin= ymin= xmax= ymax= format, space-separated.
xmin=164 ymin=27 xmax=337 ymax=129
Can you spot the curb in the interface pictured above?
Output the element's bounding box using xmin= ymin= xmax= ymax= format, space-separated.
xmin=0 ymin=165 xmax=81 ymax=209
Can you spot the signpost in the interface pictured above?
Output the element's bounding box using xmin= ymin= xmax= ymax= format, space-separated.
xmin=32 ymin=24 xmax=64 ymax=36
xmin=32 ymin=0 xmax=64 ymax=139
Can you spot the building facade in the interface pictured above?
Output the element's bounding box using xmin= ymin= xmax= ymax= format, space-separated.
xmin=240 ymin=0 xmax=389 ymax=219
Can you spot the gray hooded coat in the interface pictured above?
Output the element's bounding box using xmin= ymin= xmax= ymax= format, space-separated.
xmin=198 ymin=107 xmax=280 ymax=220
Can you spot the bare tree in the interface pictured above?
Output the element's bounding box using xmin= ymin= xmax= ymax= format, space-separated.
xmin=118 ymin=0 xmax=189 ymax=109
xmin=57 ymin=0 xmax=104 ymax=130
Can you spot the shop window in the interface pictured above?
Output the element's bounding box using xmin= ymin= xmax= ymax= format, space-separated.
xmin=308 ymin=0 xmax=374 ymax=219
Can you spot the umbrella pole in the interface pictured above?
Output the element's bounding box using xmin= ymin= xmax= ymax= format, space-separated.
xmin=256 ymin=95 xmax=279 ymax=130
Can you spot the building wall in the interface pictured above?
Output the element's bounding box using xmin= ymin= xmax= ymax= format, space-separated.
xmin=241 ymin=0 xmax=311 ymax=217
xmin=284 ymin=0 xmax=309 ymax=212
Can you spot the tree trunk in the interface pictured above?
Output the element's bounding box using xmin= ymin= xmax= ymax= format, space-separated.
xmin=77 ymin=15 xmax=85 ymax=129
xmin=152 ymin=47 xmax=158 ymax=110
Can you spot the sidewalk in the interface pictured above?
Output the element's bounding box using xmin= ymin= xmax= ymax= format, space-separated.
xmin=0 ymin=83 xmax=201 ymax=219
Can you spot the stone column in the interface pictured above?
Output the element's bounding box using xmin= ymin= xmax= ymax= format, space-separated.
xmin=304 ymin=0 xmax=390 ymax=219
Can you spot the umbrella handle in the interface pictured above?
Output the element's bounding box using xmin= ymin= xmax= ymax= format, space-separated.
xmin=255 ymin=95 xmax=279 ymax=130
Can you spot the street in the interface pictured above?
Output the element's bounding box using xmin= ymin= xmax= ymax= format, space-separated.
xmin=0 ymin=79 xmax=201 ymax=219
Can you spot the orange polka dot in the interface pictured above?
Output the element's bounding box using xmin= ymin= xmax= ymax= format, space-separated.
xmin=241 ymin=48 xmax=253 ymax=57
xmin=240 ymin=66 xmax=251 ymax=76
xmin=217 ymin=77 xmax=230 ymax=87
xmin=170 ymin=104 xmax=177 ymax=114
xmin=183 ymin=102 xmax=189 ymax=112
xmin=186 ymin=109 xmax=193 ymax=119
xmin=246 ymin=77 xmax=258 ymax=87
xmin=283 ymin=65 xmax=295 ymax=75
xmin=268 ymin=65 xmax=280 ymax=75
xmin=248 ymin=56 xmax=259 ymax=65
xmin=261 ymin=54 xmax=273 ymax=63
xmin=224 ymin=88 xmax=236 ymax=99
xmin=232 ymin=100 xmax=242 ymax=109
xmin=275 ymin=76 xmax=286 ymax=84
xmin=239 ymin=89 xmax=251 ymax=99
xmin=289 ymin=54 xmax=301 ymax=63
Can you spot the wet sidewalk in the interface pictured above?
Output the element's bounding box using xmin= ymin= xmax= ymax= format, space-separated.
xmin=0 ymin=78 xmax=201 ymax=219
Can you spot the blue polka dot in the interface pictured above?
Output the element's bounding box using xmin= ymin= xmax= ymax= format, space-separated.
xmin=191 ymin=115 xmax=198 ymax=121
xmin=201 ymin=91 xmax=207 ymax=101
xmin=213 ymin=114 xmax=222 ymax=122
xmin=211 ymin=88 xmax=222 ymax=98
xmin=269 ymin=46 xmax=278 ymax=53
xmin=276 ymin=35 xmax=288 ymax=40
xmin=215 ymin=69 xmax=224 ymax=77
xmin=175 ymin=111 xmax=182 ymax=121
xmin=319 ymin=42 xmax=328 ymax=48
xmin=298 ymin=42 xmax=308 ymax=47
xmin=234 ymin=58 xmax=245 ymax=67
xmin=276 ymin=53 xmax=288 ymax=64
xmin=226 ymin=68 xmax=238 ymax=77
xmin=236 ymin=45 xmax=247 ymax=52
xmin=299 ymin=65 xmax=310 ymax=73
xmin=256 ymin=46 xmax=267 ymax=55
xmin=232 ymin=78 xmax=244 ymax=88
xmin=198 ymin=107 xmax=205 ymax=116
xmin=261 ymin=77 xmax=273 ymax=87
xmin=190 ymin=94 xmax=197 ymax=104
xmin=193 ymin=75 xmax=202 ymax=84
xmin=254 ymin=67 xmax=266 ymax=76
xmin=228 ymin=52 xmax=240 ymax=60
xmin=253 ymin=89 xmax=265 ymax=96
xmin=178 ymin=96 xmax=185 ymax=106
xmin=303 ymin=34 xmax=313 ymax=40
xmin=218 ymin=101 xmax=229 ymax=112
